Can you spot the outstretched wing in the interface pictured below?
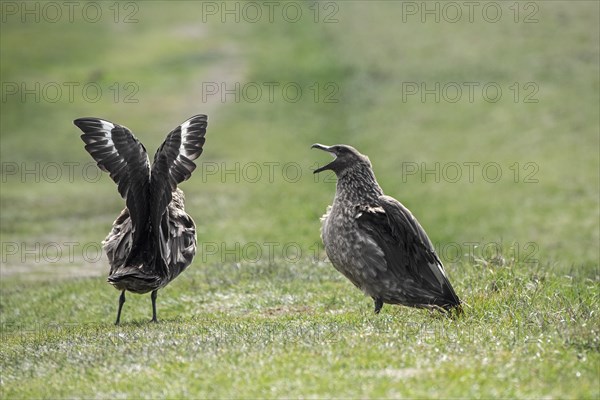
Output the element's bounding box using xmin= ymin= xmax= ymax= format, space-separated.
xmin=356 ymin=195 xmax=461 ymax=310
xmin=150 ymin=114 xmax=207 ymax=211
xmin=74 ymin=118 xmax=150 ymax=246
xmin=150 ymin=115 xmax=207 ymax=260
xmin=151 ymin=114 xmax=207 ymax=190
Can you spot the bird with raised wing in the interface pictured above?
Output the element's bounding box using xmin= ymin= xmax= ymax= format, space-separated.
xmin=312 ymin=144 xmax=462 ymax=314
xmin=74 ymin=115 xmax=208 ymax=324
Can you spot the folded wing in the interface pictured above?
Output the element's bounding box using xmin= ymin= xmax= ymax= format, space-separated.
xmin=356 ymin=195 xmax=461 ymax=310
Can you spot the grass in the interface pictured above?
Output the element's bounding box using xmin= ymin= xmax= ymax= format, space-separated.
xmin=1 ymin=261 xmax=598 ymax=398
xmin=1 ymin=1 xmax=599 ymax=398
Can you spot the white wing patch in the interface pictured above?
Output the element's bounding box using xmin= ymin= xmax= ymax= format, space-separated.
xmin=180 ymin=118 xmax=192 ymax=155
xmin=179 ymin=117 xmax=199 ymax=159
xmin=100 ymin=119 xmax=115 ymax=131
xmin=98 ymin=120 xmax=117 ymax=150
xmin=80 ymin=119 xmax=115 ymax=145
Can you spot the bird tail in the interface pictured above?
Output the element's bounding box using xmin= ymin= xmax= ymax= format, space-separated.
xmin=107 ymin=265 xmax=161 ymax=293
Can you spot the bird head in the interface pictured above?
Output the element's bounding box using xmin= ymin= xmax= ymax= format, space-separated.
xmin=312 ymin=144 xmax=372 ymax=175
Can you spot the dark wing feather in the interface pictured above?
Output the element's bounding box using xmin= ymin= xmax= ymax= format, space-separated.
xmin=150 ymin=114 xmax=207 ymax=203
xmin=356 ymin=195 xmax=461 ymax=309
xmin=150 ymin=115 xmax=207 ymax=262
xmin=74 ymin=118 xmax=150 ymax=246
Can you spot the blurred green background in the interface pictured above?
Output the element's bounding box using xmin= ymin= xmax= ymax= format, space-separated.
xmin=1 ymin=1 xmax=598 ymax=398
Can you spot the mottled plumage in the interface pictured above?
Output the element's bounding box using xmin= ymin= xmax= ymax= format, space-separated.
xmin=312 ymin=144 xmax=461 ymax=314
xmin=74 ymin=115 xmax=208 ymax=324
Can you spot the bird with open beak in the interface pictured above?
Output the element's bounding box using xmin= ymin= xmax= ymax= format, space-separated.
xmin=312 ymin=143 xmax=462 ymax=314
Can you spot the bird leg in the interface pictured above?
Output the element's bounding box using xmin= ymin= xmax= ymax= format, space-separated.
xmin=115 ymin=290 xmax=126 ymax=325
xmin=373 ymin=298 xmax=384 ymax=314
xmin=150 ymin=290 xmax=158 ymax=323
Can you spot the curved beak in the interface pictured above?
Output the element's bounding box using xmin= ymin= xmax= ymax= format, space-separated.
xmin=312 ymin=143 xmax=336 ymax=174
xmin=311 ymin=143 xmax=332 ymax=152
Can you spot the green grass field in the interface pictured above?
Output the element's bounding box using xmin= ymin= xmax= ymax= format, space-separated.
xmin=1 ymin=1 xmax=598 ymax=398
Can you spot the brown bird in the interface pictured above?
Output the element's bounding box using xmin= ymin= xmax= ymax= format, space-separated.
xmin=312 ymin=144 xmax=462 ymax=314
xmin=74 ymin=115 xmax=208 ymax=324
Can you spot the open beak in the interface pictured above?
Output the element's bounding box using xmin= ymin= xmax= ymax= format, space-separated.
xmin=312 ymin=143 xmax=336 ymax=174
